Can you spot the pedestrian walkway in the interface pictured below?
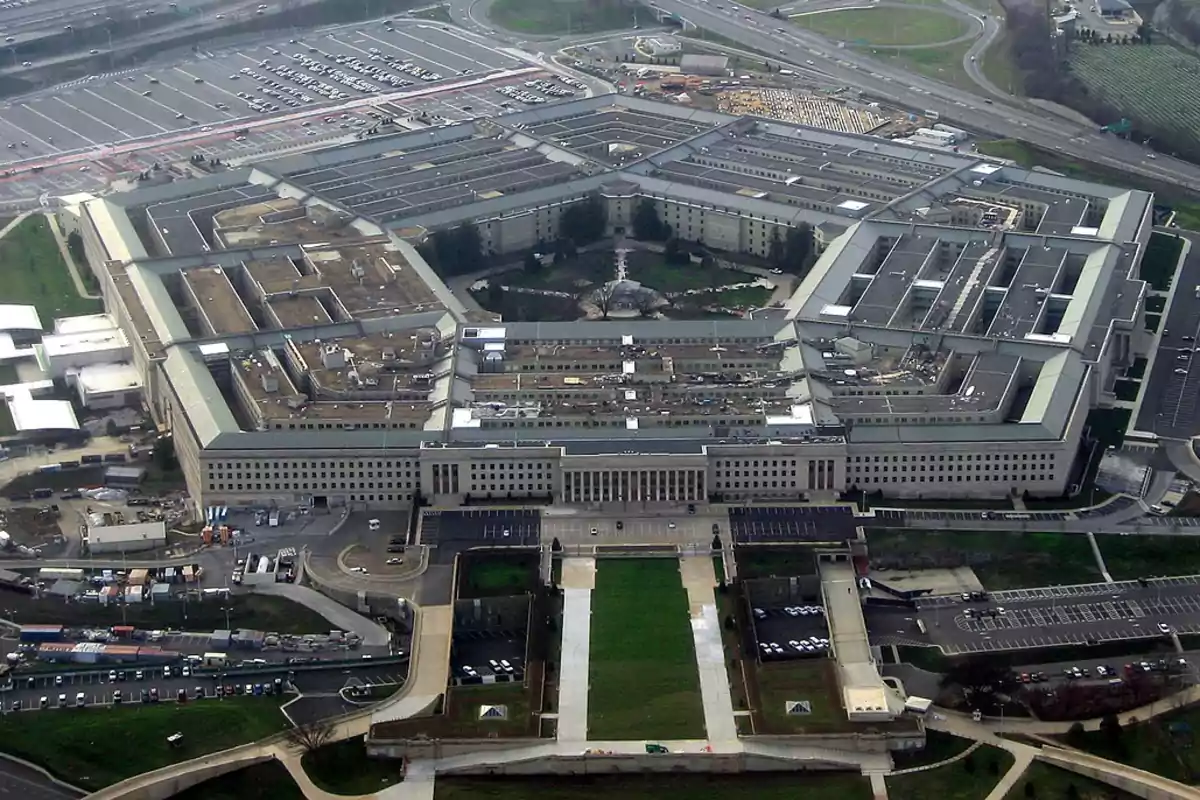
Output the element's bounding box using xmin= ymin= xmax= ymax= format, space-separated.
xmin=984 ymin=748 xmax=1035 ymax=800
xmin=679 ymin=556 xmax=738 ymax=743
xmin=557 ymin=557 xmax=595 ymax=742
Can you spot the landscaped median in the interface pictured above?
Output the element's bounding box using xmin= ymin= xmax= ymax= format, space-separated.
xmin=587 ymin=559 xmax=707 ymax=740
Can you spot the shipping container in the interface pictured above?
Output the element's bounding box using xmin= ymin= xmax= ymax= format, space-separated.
xmin=202 ymin=652 xmax=227 ymax=667
xmin=20 ymin=625 xmax=64 ymax=643
xmin=110 ymin=625 xmax=135 ymax=638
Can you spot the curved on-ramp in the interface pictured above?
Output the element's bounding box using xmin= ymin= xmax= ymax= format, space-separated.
xmin=82 ymin=603 xmax=452 ymax=800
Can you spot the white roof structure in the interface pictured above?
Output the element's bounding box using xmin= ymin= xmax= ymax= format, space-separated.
xmin=0 ymin=333 xmax=36 ymax=364
xmin=0 ymin=305 xmax=42 ymax=333
xmin=6 ymin=390 xmax=79 ymax=431
xmin=54 ymin=314 xmax=117 ymax=336
xmin=40 ymin=328 xmax=129 ymax=360
xmin=75 ymin=363 xmax=143 ymax=396
xmin=86 ymin=521 xmax=166 ymax=547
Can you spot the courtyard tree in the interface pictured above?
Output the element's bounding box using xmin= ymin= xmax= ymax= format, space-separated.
xmin=768 ymin=228 xmax=786 ymax=267
xmin=784 ymin=223 xmax=815 ymax=276
xmin=633 ymin=198 xmax=667 ymax=241
xmin=523 ymin=251 xmax=543 ymax=275
xmin=559 ymin=194 xmax=607 ymax=245
xmin=664 ymin=236 xmax=690 ymax=265
xmin=486 ymin=280 xmax=504 ymax=310
xmin=940 ymin=656 xmax=1015 ymax=713
xmin=634 ymin=292 xmax=660 ymax=317
xmin=592 ymin=283 xmax=617 ymax=320
xmin=284 ymin=720 xmax=336 ymax=754
xmin=425 ymin=222 xmax=485 ymax=276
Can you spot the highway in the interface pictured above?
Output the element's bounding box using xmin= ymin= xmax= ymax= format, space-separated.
xmin=651 ymin=0 xmax=1200 ymax=192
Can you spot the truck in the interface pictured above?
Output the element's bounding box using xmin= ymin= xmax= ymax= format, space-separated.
xmin=268 ymin=510 xmax=280 ymax=528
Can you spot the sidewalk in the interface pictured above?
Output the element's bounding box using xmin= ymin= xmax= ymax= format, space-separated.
xmin=679 ymin=556 xmax=738 ymax=743
xmin=557 ymin=557 xmax=595 ymax=742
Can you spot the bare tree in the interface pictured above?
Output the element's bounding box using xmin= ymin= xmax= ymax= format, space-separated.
xmin=284 ymin=720 xmax=336 ymax=754
xmin=592 ymin=283 xmax=616 ymax=320
xmin=634 ymin=292 xmax=660 ymax=318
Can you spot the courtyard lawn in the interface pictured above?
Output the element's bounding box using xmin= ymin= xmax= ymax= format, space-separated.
xmin=1004 ymin=760 xmax=1139 ymax=800
xmin=173 ymin=760 xmax=304 ymax=800
xmin=435 ymin=772 xmax=874 ymax=799
xmin=301 ymin=737 xmax=406 ymax=795
xmin=753 ymin=659 xmax=848 ymax=733
xmin=625 ymin=252 xmax=755 ymax=294
xmin=1063 ymin=703 xmax=1200 ymax=784
xmin=0 ymin=215 xmax=101 ymax=326
xmin=458 ymin=551 xmax=540 ymax=598
xmin=864 ymin=529 xmax=1102 ymax=589
xmin=1140 ymin=232 xmax=1184 ymax=291
xmin=0 ymin=698 xmax=289 ymax=790
xmin=793 ymin=7 xmax=971 ymax=46
xmin=887 ymin=744 xmax=1014 ymax=800
xmin=588 ymin=559 xmax=706 ymax=740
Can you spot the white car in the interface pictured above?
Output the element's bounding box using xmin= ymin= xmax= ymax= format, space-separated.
xmin=1159 ymin=623 xmax=1174 ymax=634
xmin=386 ymin=557 xmax=402 ymax=565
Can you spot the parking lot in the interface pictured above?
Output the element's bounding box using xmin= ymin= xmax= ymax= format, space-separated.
xmin=420 ymin=509 xmax=541 ymax=548
xmin=1 ymin=657 xmax=407 ymax=713
xmin=0 ymin=19 xmax=557 ymax=203
xmin=451 ymin=630 xmax=526 ymax=685
xmin=903 ymin=577 xmax=1200 ymax=654
xmin=749 ymin=605 xmax=831 ymax=661
xmin=729 ymin=506 xmax=858 ymax=543
xmin=541 ymin=513 xmax=720 ymax=547
xmin=1135 ymin=232 xmax=1200 ymax=438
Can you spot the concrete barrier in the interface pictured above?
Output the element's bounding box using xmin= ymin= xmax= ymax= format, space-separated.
xmin=1038 ymin=748 xmax=1200 ymax=800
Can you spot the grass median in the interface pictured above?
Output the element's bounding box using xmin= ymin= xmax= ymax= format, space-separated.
xmin=0 ymin=697 xmax=289 ymax=791
xmin=435 ymin=773 xmax=874 ymax=799
xmin=887 ymin=743 xmax=1013 ymax=800
xmin=588 ymin=559 xmax=706 ymax=740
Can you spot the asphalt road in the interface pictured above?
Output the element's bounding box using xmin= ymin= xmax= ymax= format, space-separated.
xmin=1136 ymin=231 xmax=1200 ymax=440
xmin=866 ymin=577 xmax=1200 ymax=654
xmin=650 ymin=0 xmax=1200 ymax=192
xmin=0 ymin=757 xmax=80 ymax=800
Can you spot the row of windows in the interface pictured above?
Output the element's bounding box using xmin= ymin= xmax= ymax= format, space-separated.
xmin=211 ymin=472 xmax=416 ymax=480
xmin=211 ymin=482 xmax=414 ymax=491
xmin=858 ymin=474 xmax=1051 ymax=484
xmin=852 ymin=453 xmax=1055 ymax=463
xmin=206 ymin=461 xmax=418 ymax=471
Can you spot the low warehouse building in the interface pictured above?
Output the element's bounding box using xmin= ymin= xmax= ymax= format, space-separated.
xmin=86 ymin=521 xmax=166 ymax=554
xmin=680 ymin=54 xmax=729 ymax=75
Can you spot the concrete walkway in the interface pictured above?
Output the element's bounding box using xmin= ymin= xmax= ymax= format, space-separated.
xmin=373 ymin=605 xmax=453 ymax=724
xmin=557 ymin=557 xmax=595 ymax=742
xmin=249 ymin=583 xmax=391 ymax=647
xmin=43 ymin=212 xmax=100 ymax=300
xmin=984 ymin=747 xmax=1036 ymax=800
xmin=679 ymin=556 xmax=739 ymax=743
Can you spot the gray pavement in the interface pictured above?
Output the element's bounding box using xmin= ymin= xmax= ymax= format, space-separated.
xmin=557 ymin=557 xmax=593 ymax=742
xmin=868 ymin=577 xmax=1200 ymax=654
xmin=248 ymin=583 xmax=391 ymax=647
xmin=0 ymin=19 xmax=566 ymax=204
xmin=0 ymin=755 xmax=81 ymax=800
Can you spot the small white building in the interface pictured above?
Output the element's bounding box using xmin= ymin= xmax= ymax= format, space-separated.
xmin=642 ymin=36 xmax=682 ymax=57
xmin=38 ymin=327 xmax=131 ymax=379
xmin=85 ymin=521 xmax=166 ymax=555
xmin=73 ymin=363 xmax=143 ymax=410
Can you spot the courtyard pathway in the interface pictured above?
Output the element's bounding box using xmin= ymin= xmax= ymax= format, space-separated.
xmin=558 ymin=557 xmax=596 ymax=742
xmin=679 ymin=556 xmax=739 ymax=743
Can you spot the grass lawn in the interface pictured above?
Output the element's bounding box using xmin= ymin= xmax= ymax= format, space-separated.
xmin=173 ymin=759 xmax=304 ymax=800
xmin=791 ymin=7 xmax=970 ymax=46
xmin=887 ymin=744 xmax=1013 ymax=800
xmin=0 ymin=215 xmax=102 ymax=326
xmin=1140 ymin=232 xmax=1184 ymax=292
xmin=735 ymin=545 xmax=821 ymax=579
xmin=1003 ymin=760 xmax=1139 ymax=800
xmin=697 ymin=284 xmax=772 ymax=309
xmin=490 ymin=0 xmax=637 ymax=34
xmin=458 ymin=551 xmax=539 ymax=598
xmin=0 ymin=698 xmax=288 ymax=790
xmin=1 ymin=591 xmax=338 ymax=635
xmin=1064 ymin=703 xmax=1200 ymax=784
xmin=410 ymin=3 xmax=454 ymax=24
xmin=753 ymin=658 xmax=847 ymax=733
xmin=435 ymin=772 xmax=875 ymax=799
xmin=372 ymin=684 xmax=538 ymax=739
xmin=891 ymin=730 xmax=974 ymax=770
xmin=1097 ymin=536 xmax=1200 ymax=580
xmin=0 ymin=402 xmax=13 ymax=436
xmin=853 ymin=39 xmax=975 ymax=90
xmin=0 ymin=363 xmax=17 ymax=385
xmin=588 ymin=559 xmax=705 ymax=740
xmin=625 ymin=252 xmax=755 ymax=294
xmin=865 ymin=529 xmax=1102 ymax=589
xmin=301 ymin=736 xmax=405 ymax=795
xmin=981 ymin=29 xmax=1021 ymax=96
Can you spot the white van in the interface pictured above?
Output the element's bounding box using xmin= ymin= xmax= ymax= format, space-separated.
xmin=368 ymin=519 xmax=381 ymax=531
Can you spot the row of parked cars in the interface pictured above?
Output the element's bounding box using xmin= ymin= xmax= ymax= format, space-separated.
xmin=460 ymin=658 xmax=516 ymax=678
xmin=759 ymin=637 xmax=831 ymax=659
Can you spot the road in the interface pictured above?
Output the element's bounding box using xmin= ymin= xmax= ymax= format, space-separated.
xmin=648 ymin=0 xmax=1200 ymax=191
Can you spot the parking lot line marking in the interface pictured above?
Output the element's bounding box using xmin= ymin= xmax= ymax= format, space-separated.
xmin=21 ymin=102 xmax=98 ymax=145
xmin=82 ymin=88 xmax=168 ymax=134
